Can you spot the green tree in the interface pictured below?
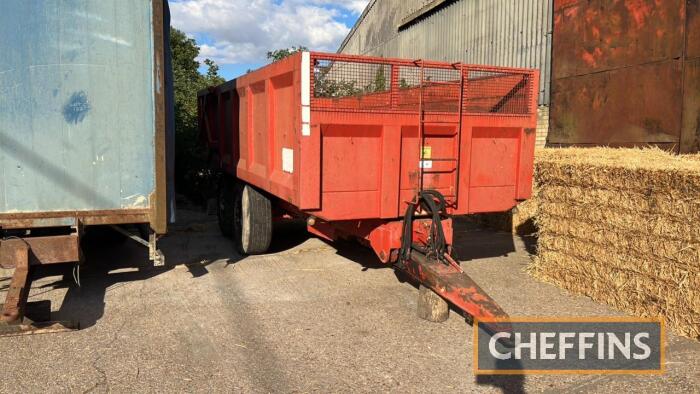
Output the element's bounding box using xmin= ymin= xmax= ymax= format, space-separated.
xmin=267 ymin=46 xmax=308 ymax=62
xmin=170 ymin=27 xmax=224 ymax=200
xmin=368 ymin=66 xmax=387 ymax=92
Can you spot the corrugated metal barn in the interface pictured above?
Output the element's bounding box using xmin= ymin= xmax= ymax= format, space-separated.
xmin=339 ymin=0 xmax=553 ymax=147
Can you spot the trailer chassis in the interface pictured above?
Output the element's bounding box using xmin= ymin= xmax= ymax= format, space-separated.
xmin=306 ymin=190 xmax=509 ymax=323
xmin=0 ymin=215 xmax=164 ymax=336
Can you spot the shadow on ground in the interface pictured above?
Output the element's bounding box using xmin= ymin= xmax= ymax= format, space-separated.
xmin=10 ymin=207 xmax=312 ymax=330
xmin=452 ymin=217 xmax=519 ymax=261
xmin=6 ymin=210 xmax=532 ymax=334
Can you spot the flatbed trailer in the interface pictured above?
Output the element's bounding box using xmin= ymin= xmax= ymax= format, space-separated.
xmin=199 ymin=52 xmax=538 ymax=321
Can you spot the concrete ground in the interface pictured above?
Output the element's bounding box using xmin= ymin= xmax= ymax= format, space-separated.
xmin=0 ymin=205 xmax=699 ymax=393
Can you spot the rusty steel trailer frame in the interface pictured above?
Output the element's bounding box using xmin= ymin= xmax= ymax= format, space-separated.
xmin=200 ymin=52 xmax=538 ymax=323
xmin=0 ymin=0 xmax=170 ymax=335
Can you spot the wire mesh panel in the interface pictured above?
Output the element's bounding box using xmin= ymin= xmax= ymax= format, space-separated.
xmin=396 ymin=66 xmax=461 ymax=113
xmin=313 ymin=59 xmax=392 ymax=110
xmin=310 ymin=54 xmax=535 ymax=116
xmin=464 ymin=69 xmax=532 ymax=115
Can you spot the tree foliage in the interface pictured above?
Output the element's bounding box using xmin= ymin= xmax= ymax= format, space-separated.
xmin=266 ymin=46 xmax=308 ymax=62
xmin=314 ymin=66 xmax=389 ymax=98
xmin=170 ymin=27 xmax=224 ymax=200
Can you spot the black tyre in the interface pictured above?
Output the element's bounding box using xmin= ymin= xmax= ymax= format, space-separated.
xmin=233 ymin=184 xmax=272 ymax=254
xmin=218 ymin=177 xmax=235 ymax=238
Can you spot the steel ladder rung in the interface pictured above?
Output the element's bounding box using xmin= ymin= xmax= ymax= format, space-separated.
xmin=424 ymin=158 xmax=458 ymax=162
xmin=422 ymin=169 xmax=457 ymax=174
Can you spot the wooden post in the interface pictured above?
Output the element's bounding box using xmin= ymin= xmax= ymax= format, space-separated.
xmin=417 ymin=285 xmax=449 ymax=322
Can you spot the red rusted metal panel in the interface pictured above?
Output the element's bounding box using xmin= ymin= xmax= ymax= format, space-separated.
xmin=688 ymin=0 xmax=700 ymax=59
xmin=551 ymin=0 xmax=700 ymax=151
xmin=553 ymin=0 xmax=685 ymax=79
xmin=550 ymin=60 xmax=683 ymax=145
xmin=683 ymin=0 xmax=700 ymax=152
xmin=682 ymin=59 xmax=700 ymax=153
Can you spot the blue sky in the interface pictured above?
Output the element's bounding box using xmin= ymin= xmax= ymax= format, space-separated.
xmin=169 ymin=0 xmax=368 ymax=80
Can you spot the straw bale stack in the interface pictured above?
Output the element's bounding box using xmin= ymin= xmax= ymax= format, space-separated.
xmin=528 ymin=147 xmax=700 ymax=339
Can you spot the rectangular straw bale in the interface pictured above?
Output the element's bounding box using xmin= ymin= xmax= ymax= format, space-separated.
xmin=536 ymin=217 xmax=700 ymax=266
xmin=536 ymin=148 xmax=700 ymax=196
xmin=538 ymin=235 xmax=700 ymax=284
xmin=531 ymin=251 xmax=700 ymax=339
xmin=538 ymin=202 xmax=700 ymax=242
xmin=530 ymin=147 xmax=700 ymax=340
xmin=538 ymin=185 xmax=700 ymax=221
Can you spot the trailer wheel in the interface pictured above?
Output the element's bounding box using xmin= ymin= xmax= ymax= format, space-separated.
xmin=218 ymin=178 xmax=235 ymax=238
xmin=233 ymin=184 xmax=272 ymax=255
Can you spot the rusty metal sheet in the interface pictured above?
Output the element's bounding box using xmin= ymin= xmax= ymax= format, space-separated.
xmin=681 ymin=59 xmax=700 ymax=153
xmin=0 ymin=235 xmax=80 ymax=268
xmin=550 ymin=60 xmax=683 ymax=145
xmin=0 ymin=209 xmax=149 ymax=230
xmin=688 ymin=0 xmax=700 ymax=59
xmin=553 ymin=0 xmax=685 ymax=79
xmin=0 ymin=242 xmax=29 ymax=323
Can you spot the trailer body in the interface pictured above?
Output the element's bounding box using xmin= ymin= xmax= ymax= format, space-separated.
xmin=0 ymin=0 xmax=173 ymax=233
xmin=201 ymin=52 xmax=537 ymax=255
xmin=200 ymin=52 xmax=537 ymax=321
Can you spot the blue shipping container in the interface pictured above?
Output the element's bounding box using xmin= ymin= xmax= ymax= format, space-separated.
xmin=0 ymin=0 xmax=173 ymax=233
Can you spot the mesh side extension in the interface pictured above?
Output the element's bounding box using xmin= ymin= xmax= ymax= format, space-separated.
xmin=396 ymin=67 xmax=461 ymax=113
xmin=313 ymin=59 xmax=391 ymax=110
xmin=310 ymin=54 xmax=535 ymax=115
xmin=464 ymin=69 xmax=532 ymax=115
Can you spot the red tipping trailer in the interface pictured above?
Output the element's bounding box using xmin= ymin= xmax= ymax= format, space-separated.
xmin=199 ymin=52 xmax=538 ymax=321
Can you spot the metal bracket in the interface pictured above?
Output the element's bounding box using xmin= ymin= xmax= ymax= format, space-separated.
xmin=0 ymin=241 xmax=30 ymax=323
xmin=0 ymin=231 xmax=80 ymax=335
xmin=149 ymin=232 xmax=165 ymax=267
xmin=109 ymin=225 xmax=165 ymax=267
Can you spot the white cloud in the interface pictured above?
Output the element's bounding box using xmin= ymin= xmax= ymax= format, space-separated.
xmin=346 ymin=0 xmax=370 ymax=14
xmin=170 ymin=0 xmax=370 ymax=65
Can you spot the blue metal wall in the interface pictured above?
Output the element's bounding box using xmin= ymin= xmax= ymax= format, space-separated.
xmin=0 ymin=0 xmax=157 ymax=213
